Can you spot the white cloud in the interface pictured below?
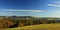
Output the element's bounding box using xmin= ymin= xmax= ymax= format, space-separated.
xmin=48 ymin=4 xmax=60 ymax=7
xmin=47 ymin=1 xmax=60 ymax=7
xmin=1 ymin=9 xmax=44 ymax=13
xmin=48 ymin=4 xmax=56 ymax=6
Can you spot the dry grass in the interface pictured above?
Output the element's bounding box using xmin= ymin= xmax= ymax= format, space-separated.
xmin=0 ymin=24 xmax=60 ymax=30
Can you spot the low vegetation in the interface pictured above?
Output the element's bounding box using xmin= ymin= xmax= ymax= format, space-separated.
xmin=1 ymin=24 xmax=60 ymax=30
xmin=0 ymin=16 xmax=60 ymax=29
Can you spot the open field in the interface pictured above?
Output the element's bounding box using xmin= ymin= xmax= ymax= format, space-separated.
xmin=1 ymin=24 xmax=60 ymax=30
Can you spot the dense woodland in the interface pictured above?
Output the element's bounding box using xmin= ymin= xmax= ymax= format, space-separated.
xmin=0 ymin=16 xmax=60 ymax=29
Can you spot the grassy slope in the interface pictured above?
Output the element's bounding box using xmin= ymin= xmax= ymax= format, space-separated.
xmin=1 ymin=24 xmax=60 ymax=30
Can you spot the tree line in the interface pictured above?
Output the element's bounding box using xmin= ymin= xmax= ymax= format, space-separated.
xmin=0 ymin=16 xmax=60 ymax=29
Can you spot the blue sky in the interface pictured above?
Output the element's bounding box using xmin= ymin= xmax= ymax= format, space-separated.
xmin=0 ymin=0 xmax=60 ymax=17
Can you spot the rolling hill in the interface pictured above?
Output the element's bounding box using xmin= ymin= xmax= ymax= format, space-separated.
xmin=1 ymin=24 xmax=60 ymax=30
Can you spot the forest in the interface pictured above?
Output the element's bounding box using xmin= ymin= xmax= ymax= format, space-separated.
xmin=0 ymin=16 xmax=60 ymax=29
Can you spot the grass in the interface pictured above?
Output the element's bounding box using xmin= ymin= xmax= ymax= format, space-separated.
xmin=0 ymin=23 xmax=60 ymax=30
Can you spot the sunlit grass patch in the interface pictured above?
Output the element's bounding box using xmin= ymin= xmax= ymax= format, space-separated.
xmin=1 ymin=24 xmax=60 ymax=30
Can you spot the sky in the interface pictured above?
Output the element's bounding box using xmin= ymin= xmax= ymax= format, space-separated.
xmin=0 ymin=0 xmax=60 ymax=17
